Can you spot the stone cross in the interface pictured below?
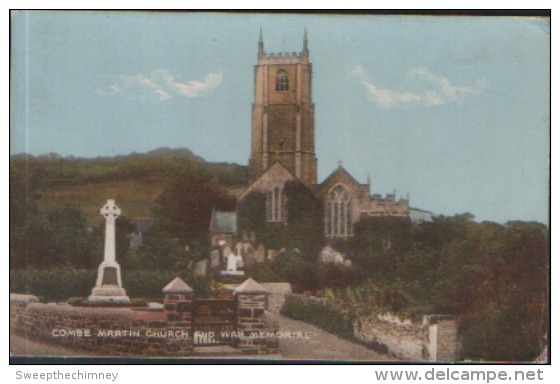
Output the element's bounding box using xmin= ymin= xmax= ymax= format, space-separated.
xmin=226 ymin=252 xmax=243 ymax=272
xmin=100 ymin=199 xmax=121 ymax=264
xmin=87 ymin=198 xmax=129 ymax=303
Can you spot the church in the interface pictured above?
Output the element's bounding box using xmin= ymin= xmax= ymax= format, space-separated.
xmin=212 ymin=31 xmax=419 ymax=255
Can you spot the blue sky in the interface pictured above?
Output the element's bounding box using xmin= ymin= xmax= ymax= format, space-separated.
xmin=10 ymin=11 xmax=550 ymax=224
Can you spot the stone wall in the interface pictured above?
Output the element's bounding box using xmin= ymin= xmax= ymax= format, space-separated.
xmin=10 ymin=298 xmax=193 ymax=357
xmin=282 ymin=293 xmax=460 ymax=361
xmin=353 ymin=313 xmax=460 ymax=361
xmin=11 ymin=291 xmax=280 ymax=357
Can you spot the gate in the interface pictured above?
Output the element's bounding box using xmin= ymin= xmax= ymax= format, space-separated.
xmin=192 ymin=299 xmax=237 ymax=346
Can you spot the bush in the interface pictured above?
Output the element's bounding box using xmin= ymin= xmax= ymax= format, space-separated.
xmin=9 ymin=268 xmax=216 ymax=302
xmin=281 ymin=295 xmax=355 ymax=340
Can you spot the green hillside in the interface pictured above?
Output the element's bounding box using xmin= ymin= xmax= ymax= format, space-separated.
xmin=11 ymin=147 xmax=248 ymax=225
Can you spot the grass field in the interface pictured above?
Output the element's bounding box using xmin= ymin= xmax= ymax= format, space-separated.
xmin=37 ymin=179 xmax=246 ymax=225
xmin=37 ymin=180 xmax=165 ymax=225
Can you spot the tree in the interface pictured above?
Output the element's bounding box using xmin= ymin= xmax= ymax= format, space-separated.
xmin=10 ymin=157 xmax=48 ymax=269
xmin=352 ymin=216 xmax=412 ymax=283
xmin=155 ymin=175 xmax=237 ymax=241
xmin=46 ymin=207 xmax=94 ymax=268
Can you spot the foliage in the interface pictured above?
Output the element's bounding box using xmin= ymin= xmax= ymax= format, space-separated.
xmin=281 ymin=295 xmax=355 ymax=340
xmin=10 ymin=148 xmax=249 ymax=188
xmin=154 ymin=175 xmax=237 ymax=240
xmin=350 ymin=213 xmax=549 ymax=361
xmin=237 ymin=180 xmax=324 ymax=258
xmin=10 ymin=268 xmax=218 ymax=302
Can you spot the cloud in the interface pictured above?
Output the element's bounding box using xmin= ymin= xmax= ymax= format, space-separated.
xmin=98 ymin=69 xmax=223 ymax=100
xmin=351 ymin=65 xmax=487 ymax=108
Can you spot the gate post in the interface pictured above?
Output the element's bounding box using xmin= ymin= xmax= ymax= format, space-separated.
xmin=162 ymin=277 xmax=195 ymax=355
xmin=234 ymin=278 xmax=270 ymax=353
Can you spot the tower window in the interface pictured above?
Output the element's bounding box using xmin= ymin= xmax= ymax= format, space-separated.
xmin=276 ymin=70 xmax=289 ymax=91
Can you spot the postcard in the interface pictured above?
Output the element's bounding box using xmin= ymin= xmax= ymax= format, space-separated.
xmin=9 ymin=11 xmax=550 ymax=363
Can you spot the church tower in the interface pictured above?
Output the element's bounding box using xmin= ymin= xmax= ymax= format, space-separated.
xmin=249 ymin=30 xmax=318 ymax=187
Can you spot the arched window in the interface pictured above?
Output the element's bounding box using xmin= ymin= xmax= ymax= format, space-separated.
xmin=266 ymin=187 xmax=284 ymax=222
xmin=326 ymin=185 xmax=352 ymax=237
xmin=276 ymin=70 xmax=289 ymax=91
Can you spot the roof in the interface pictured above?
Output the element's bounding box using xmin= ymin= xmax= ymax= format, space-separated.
xmin=162 ymin=277 xmax=194 ymax=293
xmin=320 ymin=164 xmax=366 ymax=191
xmin=234 ymin=278 xmax=268 ymax=294
xmin=238 ymin=162 xmax=312 ymax=200
xmin=209 ymin=210 xmax=237 ymax=234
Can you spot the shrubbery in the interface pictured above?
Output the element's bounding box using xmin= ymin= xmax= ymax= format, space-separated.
xmin=281 ymin=295 xmax=355 ymax=340
xmin=9 ymin=268 xmax=217 ymax=302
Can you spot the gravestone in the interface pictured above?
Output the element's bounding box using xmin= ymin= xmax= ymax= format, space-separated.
xmin=267 ymin=249 xmax=277 ymax=262
xmin=320 ymin=246 xmax=344 ymax=264
xmin=87 ymin=199 xmax=130 ymax=303
xmin=222 ymin=246 xmax=232 ymax=269
xmin=221 ymin=251 xmax=245 ymax=276
xmin=210 ymin=249 xmax=220 ymax=268
xmin=243 ymin=243 xmax=256 ymax=267
xmin=255 ymin=245 xmax=265 ymax=263
xmin=194 ymin=259 xmax=208 ymax=277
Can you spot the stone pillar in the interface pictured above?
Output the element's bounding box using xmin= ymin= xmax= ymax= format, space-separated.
xmin=162 ymin=277 xmax=195 ymax=355
xmin=234 ymin=278 xmax=277 ymax=354
xmin=428 ymin=315 xmax=460 ymax=361
xmin=87 ymin=199 xmax=130 ymax=304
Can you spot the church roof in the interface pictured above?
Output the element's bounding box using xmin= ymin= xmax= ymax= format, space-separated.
xmin=209 ymin=209 xmax=237 ymax=234
xmin=162 ymin=277 xmax=194 ymax=293
xmin=320 ymin=164 xmax=366 ymax=189
xmin=234 ymin=277 xmax=268 ymax=294
xmin=238 ymin=161 xmax=312 ymax=200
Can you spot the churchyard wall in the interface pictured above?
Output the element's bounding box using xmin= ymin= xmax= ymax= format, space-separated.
xmin=284 ymin=294 xmax=461 ymax=361
xmin=11 ymin=291 xmax=279 ymax=357
xmin=353 ymin=312 xmax=460 ymax=361
xmin=10 ymin=295 xmax=192 ymax=356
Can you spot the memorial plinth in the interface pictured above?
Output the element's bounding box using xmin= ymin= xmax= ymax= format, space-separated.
xmin=87 ymin=199 xmax=130 ymax=304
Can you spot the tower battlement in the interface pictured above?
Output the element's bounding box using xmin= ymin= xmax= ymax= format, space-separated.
xmin=250 ymin=30 xmax=317 ymax=187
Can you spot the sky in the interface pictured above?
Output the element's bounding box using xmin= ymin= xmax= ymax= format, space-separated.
xmin=10 ymin=11 xmax=550 ymax=225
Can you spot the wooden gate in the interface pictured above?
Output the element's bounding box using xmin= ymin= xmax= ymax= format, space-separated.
xmin=192 ymin=299 xmax=237 ymax=346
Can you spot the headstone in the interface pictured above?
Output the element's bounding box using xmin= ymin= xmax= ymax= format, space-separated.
xmin=223 ymin=246 xmax=232 ymax=257
xmin=320 ymin=246 xmax=344 ymax=264
xmin=226 ymin=252 xmax=243 ymax=272
xmin=255 ymin=245 xmax=265 ymax=263
xmin=222 ymin=246 xmax=232 ymax=269
xmin=87 ymin=199 xmax=130 ymax=304
xmin=210 ymin=249 xmax=220 ymax=268
xmin=243 ymin=243 xmax=256 ymax=267
xmin=194 ymin=259 xmax=208 ymax=277
xmin=267 ymin=249 xmax=277 ymax=262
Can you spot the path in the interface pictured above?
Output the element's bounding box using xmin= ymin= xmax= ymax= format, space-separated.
xmin=267 ymin=312 xmax=393 ymax=362
xmin=10 ymin=330 xmax=101 ymax=358
xmin=10 ymin=315 xmax=393 ymax=361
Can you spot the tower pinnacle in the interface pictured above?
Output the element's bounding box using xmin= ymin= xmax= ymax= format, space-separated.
xmin=258 ymin=27 xmax=264 ymax=58
xmin=303 ymin=28 xmax=309 ymax=56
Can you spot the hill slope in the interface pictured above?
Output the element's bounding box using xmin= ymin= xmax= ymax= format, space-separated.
xmin=10 ymin=147 xmax=248 ymax=225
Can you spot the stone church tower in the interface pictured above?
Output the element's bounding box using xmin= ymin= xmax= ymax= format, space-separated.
xmin=249 ymin=30 xmax=317 ymax=187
